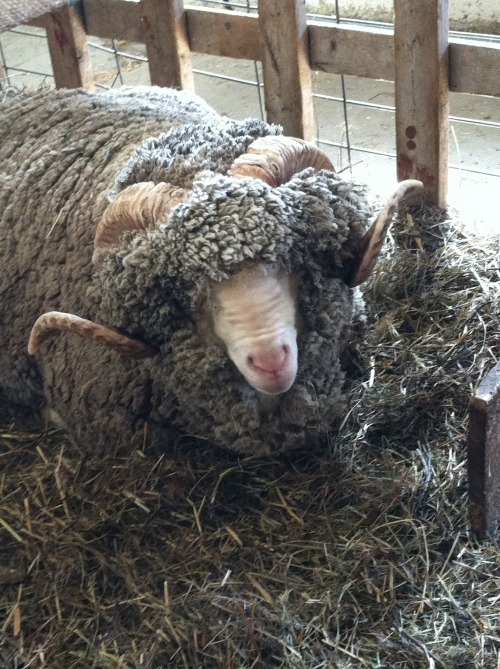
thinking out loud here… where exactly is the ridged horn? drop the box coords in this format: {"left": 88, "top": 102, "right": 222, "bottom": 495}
{"left": 229, "top": 136, "right": 334, "bottom": 187}
{"left": 28, "top": 312, "right": 158, "bottom": 359}
{"left": 348, "top": 179, "right": 424, "bottom": 287}
{"left": 94, "top": 181, "right": 187, "bottom": 250}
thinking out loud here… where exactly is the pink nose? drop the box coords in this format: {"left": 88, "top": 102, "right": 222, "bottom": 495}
{"left": 247, "top": 345, "right": 289, "bottom": 377}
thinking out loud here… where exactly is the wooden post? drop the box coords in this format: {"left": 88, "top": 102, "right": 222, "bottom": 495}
{"left": 468, "top": 362, "right": 500, "bottom": 538}
{"left": 140, "top": 0, "right": 194, "bottom": 90}
{"left": 258, "top": 0, "right": 314, "bottom": 141}
{"left": 394, "top": 0, "right": 449, "bottom": 207}
{"left": 45, "top": 3, "right": 94, "bottom": 90}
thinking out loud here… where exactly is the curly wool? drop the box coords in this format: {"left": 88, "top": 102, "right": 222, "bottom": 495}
{"left": 0, "top": 86, "right": 373, "bottom": 455}
{"left": 91, "top": 162, "right": 371, "bottom": 455}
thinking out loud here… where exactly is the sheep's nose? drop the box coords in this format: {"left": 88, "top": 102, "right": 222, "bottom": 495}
{"left": 247, "top": 345, "right": 289, "bottom": 377}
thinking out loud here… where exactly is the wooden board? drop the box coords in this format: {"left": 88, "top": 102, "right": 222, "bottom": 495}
{"left": 187, "top": 7, "right": 261, "bottom": 61}
{"left": 140, "top": 0, "right": 193, "bottom": 90}
{"left": 309, "top": 22, "right": 394, "bottom": 81}
{"left": 45, "top": 3, "right": 94, "bottom": 89}
{"left": 83, "top": 0, "right": 144, "bottom": 42}
{"left": 394, "top": 0, "right": 449, "bottom": 207}
{"left": 258, "top": 0, "right": 314, "bottom": 141}
{"left": 468, "top": 362, "right": 500, "bottom": 538}
{"left": 450, "top": 39, "right": 500, "bottom": 98}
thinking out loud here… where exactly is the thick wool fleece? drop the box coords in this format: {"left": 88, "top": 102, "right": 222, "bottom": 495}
{"left": 0, "top": 86, "right": 372, "bottom": 455}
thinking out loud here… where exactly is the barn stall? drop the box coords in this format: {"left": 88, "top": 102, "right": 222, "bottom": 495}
{"left": 0, "top": 1, "right": 500, "bottom": 667}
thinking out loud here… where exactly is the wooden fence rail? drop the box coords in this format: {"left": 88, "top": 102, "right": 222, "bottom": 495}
{"left": 26, "top": 0, "right": 500, "bottom": 207}
{"left": 75, "top": 1, "right": 500, "bottom": 99}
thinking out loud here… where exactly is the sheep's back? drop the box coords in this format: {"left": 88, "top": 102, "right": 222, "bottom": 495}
{"left": 0, "top": 86, "right": 219, "bottom": 405}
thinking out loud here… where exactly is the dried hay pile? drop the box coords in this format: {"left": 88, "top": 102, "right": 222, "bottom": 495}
{"left": 1, "top": 207, "right": 500, "bottom": 668}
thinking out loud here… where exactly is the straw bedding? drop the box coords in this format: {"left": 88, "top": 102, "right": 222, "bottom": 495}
{"left": 1, "top": 204, "right": 499, "bottom": 668}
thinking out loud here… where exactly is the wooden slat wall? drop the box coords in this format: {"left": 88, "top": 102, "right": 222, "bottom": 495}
{"left": 394, "top": 0, "right": 449, "bottom": 207}
{"left": 140, "top": 0, "right": 193, "bottom": 90}
{"left": 74, "top": 3, "right": 500, "bottom": 99}
{"left": 22, "top": 0, "right": 500, "bottom": 210}
{"left": 45, "top": 4, "right": 94, "bottom": 89}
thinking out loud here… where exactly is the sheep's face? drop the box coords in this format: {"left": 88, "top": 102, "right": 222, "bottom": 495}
{"left": 211, "top": 265, "right": 298, "bottom": 395}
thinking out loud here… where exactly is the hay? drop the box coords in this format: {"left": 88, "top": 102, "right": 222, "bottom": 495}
{"left": 1, "top": 207, "right": 500, "bottom": 668}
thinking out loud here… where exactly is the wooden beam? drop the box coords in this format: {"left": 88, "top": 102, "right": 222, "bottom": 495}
{"left": 394, "top": 0, "right": 449, "bottom": 207}
{"left": 450, "top": 39, "right": 500, "bottom": 97}
{"left": 258, "top": 0, "right": 314, "bottom": 141}
{"left": 468, "top": 362, "right": 500, "bottom": 538}
{"left": 187, "top": 7, "right": 261, "bottom": 61}
{"left": 309, "top": 22, "right": 394, "bottom": 81}
{"left": 45, "top": 3, "right": 94, "bottom": 90}
{"left": 83, "top": 0, "right": 144, "bottom": 42}
{"left": 140, "top": 0, "right": 193, "bottom": 90}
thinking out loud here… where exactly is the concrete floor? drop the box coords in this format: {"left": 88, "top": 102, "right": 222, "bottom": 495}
{"left": 1, "top": 25, "right": 499, "bottom": 231}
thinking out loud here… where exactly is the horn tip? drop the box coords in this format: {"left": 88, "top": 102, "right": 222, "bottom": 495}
{"left": 27, "top": 337, "right": 38, "bottom": 356}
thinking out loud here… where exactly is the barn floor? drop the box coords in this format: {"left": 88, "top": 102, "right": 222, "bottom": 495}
{"left": 1, "top": 25, "right": 499, "bottom": 231}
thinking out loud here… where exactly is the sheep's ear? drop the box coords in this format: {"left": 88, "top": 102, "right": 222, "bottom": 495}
{"left": 94, "top": 182, "right": 187, "bottom": 250}
{"left": 347, "top": 180, "right": 424, "bottom": 287}
{"left": 28, "top": 312, "right": 158, "bottom": 359}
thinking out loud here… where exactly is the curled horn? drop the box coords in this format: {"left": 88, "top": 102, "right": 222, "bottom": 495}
{"left": 94, "top": 181, "right": 187, "bottom": 250}
{"left": 229, "top": 136, "right": 334, "bottom": 187}
{"left": 28, "top": 312, "right": 158, "bottom": 359}
{"left": 348, "top": 179, "right": 424, "bottom": 287}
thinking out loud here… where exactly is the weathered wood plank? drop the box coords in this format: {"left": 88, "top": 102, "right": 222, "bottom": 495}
{"left": 31, "top": 1, "right": 499, "bottom": 99}
{"left": 394, "top": 0, "right": 449, "bottom": 207}
{"left": 187, "top": 7, "right": 260, "bottom": 61}
{"left": 83, "top": 0, "right": 144, "bottom": 42}
{"left": 140, "top": 0, "right": 193, "bottom": 90}
{"left": 468, "top": 362, "right": 500, "bottom": 538}
{"left": 258, "top": 0, "right": 314, "bottom": 141}
{"left": 309, "top": 22, "right": 394, "bottom": 81}
{"left": 45, "top": 3, "right": 94, "bottom": 90}
{"left": 450, "top": 39, "right": 500, "bottom": 97}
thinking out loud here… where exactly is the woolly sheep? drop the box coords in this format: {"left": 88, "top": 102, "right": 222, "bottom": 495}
{"left": 0, "top": 86, "right": 422, "bottom": 455}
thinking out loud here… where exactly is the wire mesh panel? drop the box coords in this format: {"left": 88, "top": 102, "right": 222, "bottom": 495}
{"left": 0, "top": 25, "right": 53, "bottom": 89}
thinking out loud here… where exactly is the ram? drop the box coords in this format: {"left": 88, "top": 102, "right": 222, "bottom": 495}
{"left": 0, "top": 86, "right": 421, "bottom": 455}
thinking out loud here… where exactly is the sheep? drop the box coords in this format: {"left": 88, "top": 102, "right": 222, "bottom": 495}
{"left": 0, "top": 86, "right": 422, "bottom": 455}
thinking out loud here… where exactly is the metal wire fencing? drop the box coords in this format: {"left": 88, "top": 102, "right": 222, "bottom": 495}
{"left": 1, "top": 0, "right": 499, "bottom": 223}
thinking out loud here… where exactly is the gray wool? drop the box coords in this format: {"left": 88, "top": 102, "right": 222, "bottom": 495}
{"left": 0, "top": 86, "right": 373, "bottom": 455}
